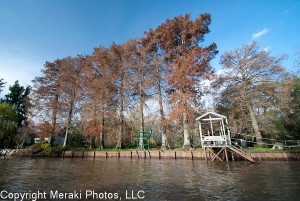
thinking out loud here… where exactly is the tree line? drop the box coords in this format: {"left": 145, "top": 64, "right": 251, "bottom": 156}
{"left": 0, "top": 80, "right": 31, "bottom": 148}
{"left": 1, "top": 13, "right": 299, "bottom": 150}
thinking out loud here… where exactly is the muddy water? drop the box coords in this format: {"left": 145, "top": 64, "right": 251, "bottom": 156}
{"left": 0, "top": 158, "right": 299, "bottom": 201}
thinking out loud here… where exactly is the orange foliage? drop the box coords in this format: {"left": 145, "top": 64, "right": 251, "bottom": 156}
{"left": 35, "top": 122, "right": 52, "bottom": 139}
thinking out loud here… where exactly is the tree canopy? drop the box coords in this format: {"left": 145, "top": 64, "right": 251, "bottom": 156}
{"left": 142, "top": 13, "right": 218, "bottom": 149}
{"left": 0, "top": 102, "right": 17, "bottom": 148}
{"left": 4, "top": 81, "right": 31, "bottom": 127}
{"left": 217, "top": 42, "right": 288, "bottom": 143}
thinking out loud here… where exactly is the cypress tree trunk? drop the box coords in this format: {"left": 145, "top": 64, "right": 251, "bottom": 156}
{"left": 63, "top": 93, "right": 75, "bottom": 148}
{"left": 99, "top": 98, "right": 104, "bottom": 149}
{"left": 116, "top": 76, "right": 124, "bottom": 149}
{"left": 92, "top": 97, "right": 97, "bottom": 148}
{"left": 157, "top": 76, "right": 169, "bottom": 149}
{"left": 50, "top": 93, "right": 59, "bottom": 146}
{"left": 247, "top": 103, "right": 263, "bottom": 145}
{"left": 182, "top": 106, "right": 192, "bottom": 150}
{"left": 138, "top": 82, "right": 145, "bottom": 150}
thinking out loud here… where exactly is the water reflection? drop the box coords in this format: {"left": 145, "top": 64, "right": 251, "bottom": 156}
{"left": 0, "top": 158, "right": 299, "bottom": 201}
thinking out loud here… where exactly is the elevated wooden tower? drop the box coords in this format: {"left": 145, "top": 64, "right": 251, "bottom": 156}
{"left": 196, "top": 111, "right": 256, "bottom": 163}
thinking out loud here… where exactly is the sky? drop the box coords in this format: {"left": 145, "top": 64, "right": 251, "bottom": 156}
{"left": 0, "top": 0, "right": 300, "bottom": 95}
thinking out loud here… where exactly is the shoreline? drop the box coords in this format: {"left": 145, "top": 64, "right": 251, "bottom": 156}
{"left": 62, "top": 150, "right": 300, "bottom": 161}
{"left": 2, "top": 149, "right": 300, "bottom": 161}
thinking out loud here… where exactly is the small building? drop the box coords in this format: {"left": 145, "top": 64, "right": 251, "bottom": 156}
{"left": 196, "top": 111, "right": 257, "bottom": 163}
{"left": 196, "top": 111, "right": 231, "bottom": 148}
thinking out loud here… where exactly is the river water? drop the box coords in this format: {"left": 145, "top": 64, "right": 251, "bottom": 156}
{"left": 0, "top": 157, "right": 299, "bottom": 201}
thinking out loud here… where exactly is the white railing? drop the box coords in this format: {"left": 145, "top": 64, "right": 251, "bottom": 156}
{"left": 202, "top": 136, "right": 229, "bottom": 147}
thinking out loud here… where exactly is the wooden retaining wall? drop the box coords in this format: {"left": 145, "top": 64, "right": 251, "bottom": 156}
{"left": 62, "top": 150, "right": 300, "bottom": 161}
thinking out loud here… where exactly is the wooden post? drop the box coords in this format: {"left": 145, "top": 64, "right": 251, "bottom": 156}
{"left": 199, "top": 122, "right": 203, "bottom": 147}
{"left": 224, "top": 147, "right": 229, "bottom": 162}
{"left": 209, "top": 114, "right": 214, "bottom": 136}
{"left": 221, "top": 119, "right": 226, "bottom": 145}
{"left": 225, "top": 118, "right": 231, "bottom": 145}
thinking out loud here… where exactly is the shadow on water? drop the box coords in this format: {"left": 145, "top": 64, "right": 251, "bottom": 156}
{"left": 0, "top": 157, "right": 299, "bottom": 201}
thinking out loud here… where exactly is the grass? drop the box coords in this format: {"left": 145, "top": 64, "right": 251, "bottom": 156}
{"left": 244, "top": 146, "right": 300, "bottom": 153}
{"left": 33, "top": 145, "right": 300, "bottom": 154}
{"left": 66, "top": 147, "right": 229, "bottom": 152}
{"left": 67, "top": 147, "right": 164, "bottom": 152}
{"left": 67, "top": 147, "right": 140, "bottom": 152}
{"left": 67, "top": 146, "right": 300, "bottom": 153}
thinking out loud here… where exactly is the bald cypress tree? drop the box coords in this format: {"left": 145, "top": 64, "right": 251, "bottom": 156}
{"left": 143, "top": 13, "right": 218, "bottom": 149}
{"left": 220, "top": 42, "right": 287, "bottom": 144}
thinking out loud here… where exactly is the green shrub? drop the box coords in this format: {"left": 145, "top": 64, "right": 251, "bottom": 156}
{"left": 67, "top": 130, "right": 88, "bottom": 148}
{"left": 29, "top": 143, "right": 65, "bottom": 157}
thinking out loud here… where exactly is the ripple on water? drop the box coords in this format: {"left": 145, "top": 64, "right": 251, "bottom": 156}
{"left": 0, "top": 158, "right": 299, "bottom": 201}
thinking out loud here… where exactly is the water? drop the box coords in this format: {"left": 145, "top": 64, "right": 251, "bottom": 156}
{"left": 0, "top": 157, "right": 299, "bottom": 201}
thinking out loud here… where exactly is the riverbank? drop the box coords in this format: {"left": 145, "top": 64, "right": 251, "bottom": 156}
{"left": 2, "top": 148, "right": 300, "bottom": 161}
{"left": 62, "top": 150, "right": 300, "bottom": 161}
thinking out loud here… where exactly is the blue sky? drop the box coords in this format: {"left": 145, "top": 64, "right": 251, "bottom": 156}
{"left": 0, "top": 0, "right": 299, "bottom": 94}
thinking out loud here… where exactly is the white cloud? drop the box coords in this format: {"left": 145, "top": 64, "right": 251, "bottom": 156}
{"left": 252, "top": 28, "right": 269, "bottom": 39}
{"left": 215, "top": 68, "right": 228, "bottom": 76}
{"left": 262, "top": 46, "right": 271, "bottom": 52}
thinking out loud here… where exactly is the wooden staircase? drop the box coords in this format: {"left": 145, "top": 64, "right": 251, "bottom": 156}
{"left": 204, "top": 146, "right": 257, "bottom": 163}
{"left": 227, "top": 145, "right": 257, "bottom": 163}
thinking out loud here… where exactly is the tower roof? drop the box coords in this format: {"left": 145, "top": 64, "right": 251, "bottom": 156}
{"left": 195, "top": 111, "right": 227, "bottom": 121}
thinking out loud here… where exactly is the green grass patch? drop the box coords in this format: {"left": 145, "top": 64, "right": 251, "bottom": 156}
{"left": 66, "top": 147, "right": 205, "bottom": 152}
{"left": 244, "top": 146, "right": 300, "bottom": 153}
{"left": 67, "top": 147, "right": 165, "bottom": 152}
